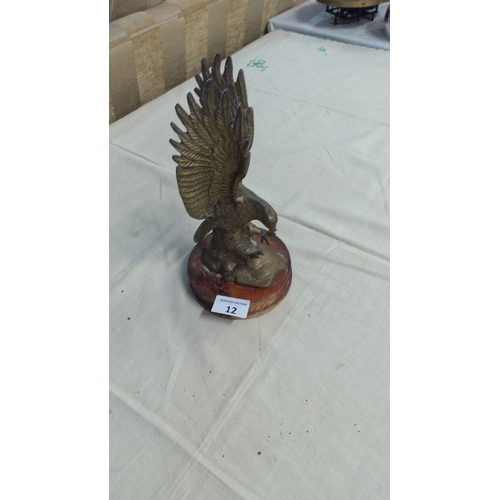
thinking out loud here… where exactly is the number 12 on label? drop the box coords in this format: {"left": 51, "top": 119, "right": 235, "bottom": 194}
{"left": 211, "top": 295, "right": 251, "bottom": 319}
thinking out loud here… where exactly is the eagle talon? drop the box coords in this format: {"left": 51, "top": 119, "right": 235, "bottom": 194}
{"left": 248, "top": 250, "right": 263, "bottom": 259}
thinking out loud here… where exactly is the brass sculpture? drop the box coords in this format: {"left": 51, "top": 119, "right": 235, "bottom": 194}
{"left": 170, "top": 54, "right": 285, "bottom": 288}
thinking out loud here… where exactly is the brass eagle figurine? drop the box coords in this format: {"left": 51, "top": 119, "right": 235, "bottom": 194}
{"left": 170, "top": 54, "right": 285, "bottom": 288}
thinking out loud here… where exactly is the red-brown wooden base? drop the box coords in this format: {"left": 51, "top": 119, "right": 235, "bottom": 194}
{"left": 187, "top": 234, "right": 292, "bottom": 319}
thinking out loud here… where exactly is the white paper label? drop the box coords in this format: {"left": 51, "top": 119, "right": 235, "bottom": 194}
{"left": 211, "top": 295, "right": 251, "bottom": 319}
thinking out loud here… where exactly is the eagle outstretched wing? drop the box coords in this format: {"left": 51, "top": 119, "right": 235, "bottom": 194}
{"left": 170, "top": 53, "right": 254, "bottom": 220}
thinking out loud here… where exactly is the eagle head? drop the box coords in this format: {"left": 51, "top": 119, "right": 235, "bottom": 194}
{"left": 262, "top": 206, "right": 277, "bottom": 235}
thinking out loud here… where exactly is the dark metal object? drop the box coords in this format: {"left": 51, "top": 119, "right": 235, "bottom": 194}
{"left": 325, "top": 5, "right": 379, "bottom": 24}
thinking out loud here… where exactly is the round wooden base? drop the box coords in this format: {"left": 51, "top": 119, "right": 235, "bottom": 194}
{"left": 187, "top": 234, "right": 292, "bottom": 319}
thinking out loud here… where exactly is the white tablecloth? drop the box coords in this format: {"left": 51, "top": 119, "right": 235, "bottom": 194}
{"left": 268, "top": 0, "right": 390, "bottom": 51}
{"left": 110, "top": 29, "right": 389, "bottom": 499}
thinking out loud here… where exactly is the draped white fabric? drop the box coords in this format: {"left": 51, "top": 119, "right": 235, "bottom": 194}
{"left": 110, "top": 30, "right": 389, "bottom": 500}
{"left": 268, "top": 1, "right": 390, "bottom": 51}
